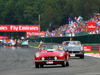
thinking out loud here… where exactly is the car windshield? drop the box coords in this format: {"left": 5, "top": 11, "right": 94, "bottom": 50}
{"left": 63, "top": 41, "right": 81, "bottom": 46}
{"left": 23, "top": 41, "right": 28, "bottom": 43}
{"left": 40, "top": 44, "right": 64, "bottom": 51}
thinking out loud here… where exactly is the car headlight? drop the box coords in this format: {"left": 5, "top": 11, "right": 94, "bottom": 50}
{"left": 59, "top": 53, "right": 64, "bottom": 57}
{"left": 81, "top": 47, "right": 83, "bottom": 51}
{"left": 41, "top": 57, "right": 45, "bottom": 60}
{"left": 54, "top": 57, "right": 57, "bottom": 60}
{"left": 35, "top": 53, "right": 40, "bottom": 57}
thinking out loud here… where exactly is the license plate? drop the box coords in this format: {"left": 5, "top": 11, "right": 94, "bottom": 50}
{"left": 70, "top": 54, "right": 75, "bottom": 56}
{"left": 46, "top": 61, "right": 53, "bottom": 64}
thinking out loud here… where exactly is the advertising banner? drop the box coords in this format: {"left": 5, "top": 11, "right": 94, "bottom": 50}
{"left": 0, "top": 25, "right": 40, "bottom": 32}
{"left": 26, "top": 32, "right": 46, "bottom": 36}
{"left": 87, "top": 22, "right": 96, "bottom": 31}
{"left": 83, "top": 46, "right": 91, "bottom": 52}
{"left": 99, "top": 46, "right": 100, "bottom": 54}
{"left": 0, "top": 35, "right": 9, "bottom": 40}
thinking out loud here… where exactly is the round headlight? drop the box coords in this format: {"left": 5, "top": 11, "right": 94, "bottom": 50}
{"left": 35, "top": 53, "right": 40, "bottom": 57}
{"left": 81, "top": 47, "right": 83, "bottom": 51}
{"left": 41, "top": 57, "right": 45, "bottom": 60}
{"left": 54, "top": 57, "right": 57, "bottom": 60}
{"left": 59, "top": 53, "right": 64, "bottom": 57}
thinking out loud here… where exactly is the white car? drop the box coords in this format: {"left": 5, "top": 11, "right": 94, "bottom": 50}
{"left": 62, "top": 41, "right": 84, "bottom": 59}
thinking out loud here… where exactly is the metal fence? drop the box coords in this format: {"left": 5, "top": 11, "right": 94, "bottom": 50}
{"left": 29, "top": 42, "right": 99, "bottom": 51}
{"left": 83, "top": 44, "right": 100, "bottom": 50}
{"left": 29, "top": 42, "right": 61, "bottom": 47}
{"left": 29, "top": 34, "right": 100, "bottom": 44}
{"left": 29, "top": 34, "right": 100, "bottom": 50}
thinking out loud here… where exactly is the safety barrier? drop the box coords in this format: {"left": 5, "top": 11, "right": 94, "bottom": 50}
{"left": 83, "top": 44, "right": 100, "bottom": 50}
{"left": 29, "top": 34, "right": 100, "bottom": 44}
{"left": 29, "top": 37, "right": 70, "bottom": 43}
{"left": 73, "top": 34, "right": 100, "bottom": 44}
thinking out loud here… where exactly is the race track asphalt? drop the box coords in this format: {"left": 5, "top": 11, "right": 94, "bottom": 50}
{"left": 0, "top": 47, "right": 100, "bottom": 75}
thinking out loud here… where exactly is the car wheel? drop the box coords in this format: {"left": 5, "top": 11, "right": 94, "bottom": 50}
{"left": 35, "top": 62, "right": 39, "bottom": 68}
{"left": 40, "top": 64, "right": 44, "bottom": 68}
{"left": 80, "top": 55, "right": 84, "bottom": 59}
{"left": 62, "top": 61, "right": 66, "bottom": 67}
{"left": 66, "top": 62, "right": 69, "bottom": 66}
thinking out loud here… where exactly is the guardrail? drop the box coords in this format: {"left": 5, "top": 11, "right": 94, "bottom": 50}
{"left": 29, "top": 42, "right": 61, "bottom": 47}
{"left": 29, "top": 42, "right": 99, "bottom": 51}
{"left": 29, "top": 34, "right": 100, "bottom": 44}
{"left": 83, "top": 44, "right": 100, "bottom": 50}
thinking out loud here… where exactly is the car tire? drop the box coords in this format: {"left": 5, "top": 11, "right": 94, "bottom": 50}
{"left": 62, "top": 61, "right": 66, "bottom": 67}
{"left": 80, "top": 55, "right": 84, "bottom": 59}
{"left": 35, "top": 62, "right": 39, "bottom": 68}
{"left": 40, "top": 64, "right": 44, "bottom": 68}
{"left": 66, "top": 62, "right": 69, "bottom": 66}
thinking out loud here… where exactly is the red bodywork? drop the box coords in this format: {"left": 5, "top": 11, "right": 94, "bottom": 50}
{"left": 34, "top": 50, "right": 69, "bottom": 65}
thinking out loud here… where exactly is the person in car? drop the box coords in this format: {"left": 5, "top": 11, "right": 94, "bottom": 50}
{"left": 58, "top": 46, "right": 63, "bottom": 51}
{"left": 38, "top": 41, "right": 47, "bottom": 52}
{"left": 75, "top": 42, "right": 78, "bottom": 45}
{"left": 63, "top": 42, "right": 66, "bottom": 49}
{"left": 63, "top": 42, "right": 66, "bottom": 46}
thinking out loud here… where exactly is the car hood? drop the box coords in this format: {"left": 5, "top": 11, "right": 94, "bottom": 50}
{"left": 64, "top": 46, "right": 81, "bottom": 51}
{"left": 36, "top": 51, "right": 64, "bottom": 57}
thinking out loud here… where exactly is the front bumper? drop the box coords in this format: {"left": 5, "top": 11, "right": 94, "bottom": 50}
{"left": 34, "top": 60, "right": 65, "bottom": 64}
{"left": 21, "top": 45, "right": 28, "bottom": 46}
{"left": 69, "top": 53, "right": 84, "bottom": 57}
{"left": 69, "top": 53, "right": 84, "bottom": 55}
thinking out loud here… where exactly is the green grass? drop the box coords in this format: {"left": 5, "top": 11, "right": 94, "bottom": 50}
{"left": 91, "top": 50, "right": 99, "bottom": 53}
{"left": 85, "top": 50, "right": 99, "bottom": 53}
{"left": 29, "top": 45, "right": 38, "bottom": 47}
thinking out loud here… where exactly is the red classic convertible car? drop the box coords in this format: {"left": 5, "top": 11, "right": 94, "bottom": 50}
{"left": 34, "top": 44, "right": 69, "bottom": 68}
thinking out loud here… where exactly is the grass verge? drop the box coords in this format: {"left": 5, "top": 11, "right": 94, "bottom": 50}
{"left": 29, "top": 45, "right": 38, "bottom": 47}
{"left": 85, "top": 50, "right": 99, "bottom": 53}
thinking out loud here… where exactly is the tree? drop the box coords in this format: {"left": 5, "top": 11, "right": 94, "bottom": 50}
{"left": 0, "top": 0, "right": 100, "bottom": 31}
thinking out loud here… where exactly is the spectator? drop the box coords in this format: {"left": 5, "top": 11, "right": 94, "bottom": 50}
{"left": 45, "top": 15, "right": 100, "bottom": 37}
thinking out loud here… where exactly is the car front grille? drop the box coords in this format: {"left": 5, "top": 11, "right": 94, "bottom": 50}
{"left": 69, "top": 51, "right": 80, "bottom": 53}
{"left": 40, "top": 57, "right": 58, "bottom": 60}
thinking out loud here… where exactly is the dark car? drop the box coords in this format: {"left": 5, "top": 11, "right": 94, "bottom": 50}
{"left": 62, "top": 41, "right": 84, "bottom": 59}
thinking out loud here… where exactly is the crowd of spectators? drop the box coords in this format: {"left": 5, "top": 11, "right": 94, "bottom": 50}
{"left": 45, "top": 14, "right": 100, "bottom": 37}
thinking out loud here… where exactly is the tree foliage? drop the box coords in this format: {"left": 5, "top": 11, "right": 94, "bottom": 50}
{"left": 0, "top": 0, "right": 100, "bottom": 31}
